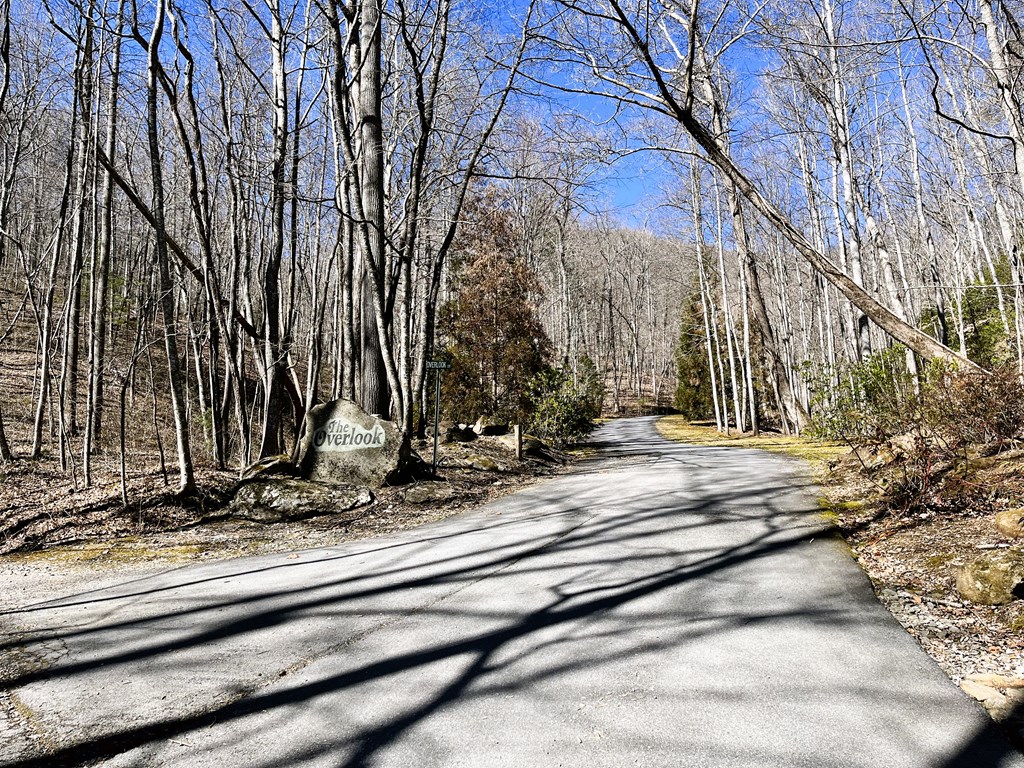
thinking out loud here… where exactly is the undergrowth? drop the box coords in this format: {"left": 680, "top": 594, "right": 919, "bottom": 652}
{"left": 809, "top": 352, "right": 1024, "bottom": 518}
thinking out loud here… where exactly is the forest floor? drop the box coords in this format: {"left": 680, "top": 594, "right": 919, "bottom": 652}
{"left": 657, "top": 417, "right": 1024, "bottom": 746}
{"left": 0, "top": 435, "right": 572, "bottom": 600}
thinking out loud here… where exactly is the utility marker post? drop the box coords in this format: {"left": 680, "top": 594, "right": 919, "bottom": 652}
{"left": 426, "top": 359, "right": 451, "bottom": 476}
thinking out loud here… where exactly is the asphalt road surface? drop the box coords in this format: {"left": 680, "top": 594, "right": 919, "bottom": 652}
{"left": 2, "top": 417, "right": 1022, "bottom": 768}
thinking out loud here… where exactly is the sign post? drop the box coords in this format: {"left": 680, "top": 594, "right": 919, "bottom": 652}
{"left": 426, "top": 360, "right": 451, "bottom": 475}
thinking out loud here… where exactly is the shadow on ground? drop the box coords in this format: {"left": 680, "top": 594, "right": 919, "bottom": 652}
{"left": 2, "top": 418, "right": 1020, "bottom": 768}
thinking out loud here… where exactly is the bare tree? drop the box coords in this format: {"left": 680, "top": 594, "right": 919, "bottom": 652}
{"left": 539, "top": 0, "right": 979, "bottom": 369}
{"left": 145, "top": 0, "right": 195, "bottom": 493}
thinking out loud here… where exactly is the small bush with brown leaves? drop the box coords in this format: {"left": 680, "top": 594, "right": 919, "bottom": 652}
{"left": 812, "top": 354, "right": 1024, "bottom": 517}
{"left": 922, "top": 364, "right": 1024, "bottom": 452}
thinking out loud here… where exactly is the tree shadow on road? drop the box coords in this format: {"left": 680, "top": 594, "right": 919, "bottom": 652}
{"left": 3, "top": 418, "right": 1021, "bottom": 768}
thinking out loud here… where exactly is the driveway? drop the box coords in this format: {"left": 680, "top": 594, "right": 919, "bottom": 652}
{"left": 2, "top": 417, "right": 1020, "bottom": 767}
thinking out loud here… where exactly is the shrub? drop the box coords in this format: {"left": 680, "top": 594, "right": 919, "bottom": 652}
{"left": 808, "top": 346, "right": 919, "bottom": 446}
{"left": 921, "top": 363, "right": 1024, "bottom": 451}
{"left": 527, "top": 363, "right": 603, "bottom": 447}
{"left": 812, "top": 350, "right": 1024, "bottom": 516}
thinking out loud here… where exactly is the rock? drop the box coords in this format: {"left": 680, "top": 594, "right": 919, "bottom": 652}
{"left": 864, "top": 446, "right": 895, "bottom": 470}
{"left": 297, "top": 399, "right": 410, "bottom": 487}
{"left": 961, "top": 680, "right": 1010, "bottom": 712}
{"left": 955, "top": 548, "right": 1024, "bottom": 605}
{"left": 404, "top": 482, "right": 456, "bottom": 504}
{"left": 960, "top": 679, "right": 1024, "bottom": 722}
{"left": 230, "top": 478, "right": 372, "bottom": 523}
{"left": 464, "top": 454, "right": 500, "bottom": 471}
{"left": 964, "top": 673, "right": 1024, "bottom": 689}
{"left": 995, "top": 509, "right": 1024, "bottom": 539}
{"left": 240, "top": 454, "right": 298, "bottom": 481}
{"left": 496, "top": 432, "right": 545, "bottom": 455}
{"left": 889, "top": 433, "right": 918, "bottom": 458}
{"left": 473, "top": 415, "right": 508, "bottom": 436}
{"left": 442, "top": 422, "right": 476, "bottom": 443}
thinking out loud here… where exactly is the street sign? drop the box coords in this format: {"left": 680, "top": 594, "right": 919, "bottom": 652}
{"left": 429, "top": 360, "right": 450, "bottom": 475}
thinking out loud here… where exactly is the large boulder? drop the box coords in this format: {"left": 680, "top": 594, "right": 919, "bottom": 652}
{"left": 955, "top": 548, "right": 1024, "bottom": 605}
{"left": 230, "top": 478, "right": 372, "bottom": 523}
{"left": 298, "top": 399, "right": 410, "bottom": 487}
{"left": 473, "top": 415, "right": 508, "bottom": 436}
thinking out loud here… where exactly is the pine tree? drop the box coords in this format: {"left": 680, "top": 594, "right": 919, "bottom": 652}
{"left": 674, "top": 283, "right": 714, "bottom": 421}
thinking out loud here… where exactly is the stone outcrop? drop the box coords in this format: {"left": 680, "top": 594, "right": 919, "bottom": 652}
{"left": 230, "top": 478, "right": 372, "bottom": 523}
{"left": 298, "top": 399, "right": 410, "bottom": 487}
{"left": 995, "top": 509, "right": 1024, "bottom": 539}
{"left": 955, "top": 548, "right": 1024, "bottom": 605}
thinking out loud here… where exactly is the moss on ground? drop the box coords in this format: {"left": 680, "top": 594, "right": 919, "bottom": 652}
{"left": 5, "top": 539, "right": 209, "bottom": 566}
{"left": 924, "top": 552, "right": 956, "bottom": 569}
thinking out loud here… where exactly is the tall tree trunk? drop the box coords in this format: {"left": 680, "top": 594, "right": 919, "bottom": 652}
{"left": 712, "top": 183, "right": 742, "bottom": 430}
{"left": 31, "top": 61, "right": 82, "bottom": 458}
{"left": 357, "top": 0, "right": 390, "bottom": 417}
{"left": 692, "top": 28, "right": 807, "bottom": 431}
{"left": 146, "top": 0, "right": 195, "bottom": 493}
{"left": 821, "top": 0, "right": 869, "bottom": 362}
{"left": 0, "top": 404, "right": 12, "bottom": 462}
{"left": 60, "top": 5, "right": 96, "bottom": 449}
{"left": 258, "top": 1, "right": 289, "bottom": 457}
{"left": 691, "top": 167, "right": 723, "bottom": 430}
{"left": 85, "top": 0, "right": 124, "bottom": 474}
{"left": 898, "top": 63, "right": 948, "bottom": 349}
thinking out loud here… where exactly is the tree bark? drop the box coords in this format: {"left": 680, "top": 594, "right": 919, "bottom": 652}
{"left": 146, "top": 0, "right": 195, "bottom": 494}
{"left": 356, "top": 0, "right": 390, "bottom": 417}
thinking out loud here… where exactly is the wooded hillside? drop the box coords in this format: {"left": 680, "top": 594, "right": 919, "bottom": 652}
{"left": 1, "top": 0, "right": 1023, "bottom": 493}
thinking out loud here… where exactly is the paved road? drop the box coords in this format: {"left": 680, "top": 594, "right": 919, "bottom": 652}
{"left": 2, "top": 418, "right": 1021, "bottom": 767}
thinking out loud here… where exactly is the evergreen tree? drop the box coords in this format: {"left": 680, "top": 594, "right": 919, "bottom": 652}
{"left": 674, "top": 286, "right": 714, "bottom": 420}
{"left": 439, "top": 194, "right": 551, "bottom": 423}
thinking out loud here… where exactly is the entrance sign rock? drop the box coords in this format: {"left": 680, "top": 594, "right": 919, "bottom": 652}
{"left": 298, "top": 399, "right": 410, "bottom": 487}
